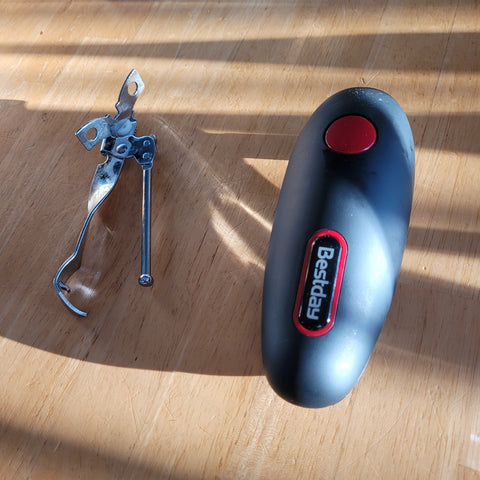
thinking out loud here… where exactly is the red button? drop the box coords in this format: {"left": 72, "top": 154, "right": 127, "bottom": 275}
{"left": 325, "top": 115, "right": 377, "bottom": 154}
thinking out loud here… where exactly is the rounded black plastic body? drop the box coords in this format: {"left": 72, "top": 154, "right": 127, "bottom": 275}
{"left": 262, "top": 87, "right": 415, "bottom": 408}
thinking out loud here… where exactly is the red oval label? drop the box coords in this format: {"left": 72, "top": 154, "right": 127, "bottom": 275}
{"left": 293, "top": 230, "right": 347, "bottom": 337}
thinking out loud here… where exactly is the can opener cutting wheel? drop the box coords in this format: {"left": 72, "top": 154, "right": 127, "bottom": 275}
{"left": 53, "top": 69, "right": 156, "bottom": 316}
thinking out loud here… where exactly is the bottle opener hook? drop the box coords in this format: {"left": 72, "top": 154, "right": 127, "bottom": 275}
{"left": 53, "top": 69, "right": 156, "bottom": 316}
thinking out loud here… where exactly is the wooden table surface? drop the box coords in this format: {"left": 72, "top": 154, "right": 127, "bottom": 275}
{"left": 1, "top": 1, "right": 480, "bottom": 478}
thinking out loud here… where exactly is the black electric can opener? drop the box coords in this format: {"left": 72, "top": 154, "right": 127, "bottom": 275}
{"left": 262, "top": 87, "right": 415, "bottom": 408}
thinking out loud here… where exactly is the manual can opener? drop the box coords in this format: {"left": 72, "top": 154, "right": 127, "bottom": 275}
{"left": 53, "top": 69, "right": 155, "bottom": 316}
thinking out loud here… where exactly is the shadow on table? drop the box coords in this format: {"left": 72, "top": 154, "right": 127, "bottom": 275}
{"left": 0, "top": 96, "right": 479, "bottom": 379}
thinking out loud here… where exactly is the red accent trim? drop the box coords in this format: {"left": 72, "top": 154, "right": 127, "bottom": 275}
{"left": 293, "top": 229, "right": 348, "bottom": 337}
{"left": 325, "top": 115, "right": 377, "bottom": 154}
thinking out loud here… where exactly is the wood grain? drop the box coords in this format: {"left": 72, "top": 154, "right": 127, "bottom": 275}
{"left": 1, "top": 1, "right": 479, "bottom": 478}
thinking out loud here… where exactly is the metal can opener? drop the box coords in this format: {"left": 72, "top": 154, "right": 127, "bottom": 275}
{"left": 53, "top": 69, "right": 155, "bottom": 316}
